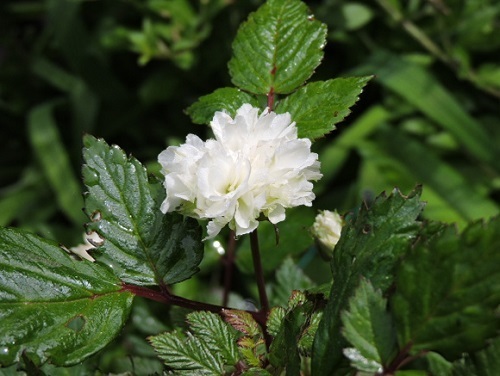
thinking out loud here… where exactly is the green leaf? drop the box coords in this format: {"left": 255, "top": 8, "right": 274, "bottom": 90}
{"left": 82, "top": 135, "right": 204, "bottom": 286}
{"left": 312, "top": 187, "right": 426, "bottom": 375}
{"left": 276, "top": 77, "right": 373, "bottom": 139}
{"left": 28, "top": 101, "right": 86, "bottom": 226}
{"left": 0, "top": 228, "right": 133, "bottom": 367}
{"left": 341, "top": 279, "right": 397, "bottom": 373}
{"left": 269, "top": 290, "right": 322, "bottom": 371}
{"left": 150, "top": 311, "right": 241, "bottom": 374}
{"left": 186, "top": 88, "right": 260, "bottom": 125}
{"left": 187, "top": 311, "right": 240, "bottom": 366}
{"left": 391, "top": 217, "right": 500, "bottom": 359}
{"left": 452, "top": 336, "right": 500, "bottom": 376}
{"left": 268, "top": 307, "right": 303, "bottom": 376}
{"left": 271, "top": 257, "right": 314, "bottom": 307}
{"left": 228, "top": 0, "right": 327, "bottom": 94}
{"left": 149, "top": 330, "right": 224, "bottom": 375}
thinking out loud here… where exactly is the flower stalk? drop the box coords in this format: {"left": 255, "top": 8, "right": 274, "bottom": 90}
{"left": 250, "top": 229, "right": 269, "bottom": 314}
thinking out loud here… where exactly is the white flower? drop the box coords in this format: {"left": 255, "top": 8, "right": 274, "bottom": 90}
{"left": 158, "top": 104, "right": 322, "bottom": 239}
{"left": 312, "top": 210, "right": 343, "bottom": 257}
{"left": 67, "top": 232, "right": 102, "bottom": 262}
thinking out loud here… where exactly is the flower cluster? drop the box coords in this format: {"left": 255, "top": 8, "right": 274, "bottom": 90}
{"left": 158, "top": 104, "right": 322, "bottom": 238}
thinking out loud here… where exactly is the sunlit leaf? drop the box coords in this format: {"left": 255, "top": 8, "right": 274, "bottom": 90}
{"left": 228, "top": 0, "right": 326, "bottom": 94}
{"left": 83, "top": 135, "right": 204, "bottom": 286}
{"left": 0, "top": 228, "right": 133, "bottom": 367}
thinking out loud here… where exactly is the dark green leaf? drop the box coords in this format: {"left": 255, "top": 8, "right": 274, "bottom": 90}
{"left": 269, "top": 290, "right": 322, "bottom": 371}
{"left": 276, "top": 77, "right": 372, "bottom": 139}
{"left": 391, "top": 217, "right": 500, "bottom": 359}
{"left": 228, "top": 0, "right": 327, "bottom": 94}
{"left": 0, "top": 228, "right": 133, "bottom": 367}
{"left": 269, "top": 307, "right": 303, "bottom": 376}
{"left": 312, "top": 187, "right": 426, "bottom": 375}
{"left": 341, "top": 279, "right": 397, "bottom": 373}
{"left": 186, "top": 88, "right": 260, "bottom": 125}
{"left": 82, "top": 135, "right": 204, "bottom": 286}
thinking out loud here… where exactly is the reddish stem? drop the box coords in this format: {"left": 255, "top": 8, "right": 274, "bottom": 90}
{"left": 250, "top": 229, "right": 269, "bottom": 313}
{"left": 121, "top": 283, "right": 267, "bottom": 327}
{"left": 267, "top": 88, "right": 275, "bottom": 110}
{"left": 222, "top": 230, "right": 237, "bottom": 306}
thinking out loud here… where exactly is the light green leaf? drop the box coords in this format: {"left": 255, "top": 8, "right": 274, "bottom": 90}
{"left": 391, "top": 217, "right": 500, "bottom": 359}
{"left": 312, "top": 187, "right": 426, "bottom": 375}
{"left": 187, "top": 311, "right": 240, "bottom": 366}
{"left": 341, "top": 279, "right": 397, "bottom": 373}
{"left": 149, "top": 330, "right": 224, "bottom": 375}
{"left": 228, "top": 0, "right": 327, "bottom": 94}
{"left": 276, "top": 77, "right": 372, "bottom": 139}
{"left": 0, "top": 228, "right": 133, "bottom": 367}
{"left": 186, "top": 87, "right": 260, "bottom": 125}
{"left": 82, "top": 135, "right": 204, "bottom": 286}
{"left": 28, "top": 101, "right": 86, "bottom": 226}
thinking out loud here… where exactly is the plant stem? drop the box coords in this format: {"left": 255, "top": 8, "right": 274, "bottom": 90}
{"left": 267, "top": 88, "right": 275, "bottom": 110}
{"left": 250, "top": 229, "right": 269, "bottom": 313}
{"left": 121, "top": 282, "right": 267, "bottom": 327}
{"left": 222, "top": 230, "right": 237, "bottom": 306}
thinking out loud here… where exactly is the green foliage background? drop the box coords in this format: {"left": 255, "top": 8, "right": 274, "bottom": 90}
{"left": 1, "top": 0, "right": 499, "bottom": 374}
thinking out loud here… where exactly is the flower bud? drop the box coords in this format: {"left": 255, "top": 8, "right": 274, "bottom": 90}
{"left": 312, "top": 210, "right": 343, "bottom": 260}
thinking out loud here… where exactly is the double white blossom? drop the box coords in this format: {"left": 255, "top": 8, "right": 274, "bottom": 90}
{"left": 159, "top": 104, "right": 322, "bottom": 239}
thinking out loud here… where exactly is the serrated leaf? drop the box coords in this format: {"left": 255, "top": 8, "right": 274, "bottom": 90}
{"left": 341, "top": 279, "right": 397, "bottom": 373}
{"left": 271, "top": 257, "right": 314, "bottom": 307}
{"left": 391, "top": 217, "right": 500, "bottom": 359}
{"left": 0, "top": 228, "right": 133, "bottom": 367}
{"left": 82, "top": 135, "right": 203, "bottom": 286}
{"left": 267, "top": 307, "right": 286, "bottom": 337}
{"left": 149, "top": 330, "right": 224, "bottom": 375}
{"left": 276, "top": 77, "right": 372, "bottom": 139}
{"left": 228, "top": 0, "right": 327, "bottom": 94}
{"left": 186, "top": 311, "right": 240, "bottom": 365}
{"left": 312, "top": 187, "right": 426, "bottom": 375}
{"left": 238, "top": 337, "right": 265, "bottom": 367}
{"left": 186, "top": 88, "right": 260, "bottom": 125}
{"left": 269, "top": 299, "right": 313, "bottom": 375}
{"left": 222, "top": 310, "right": 261, "bottom": 337}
